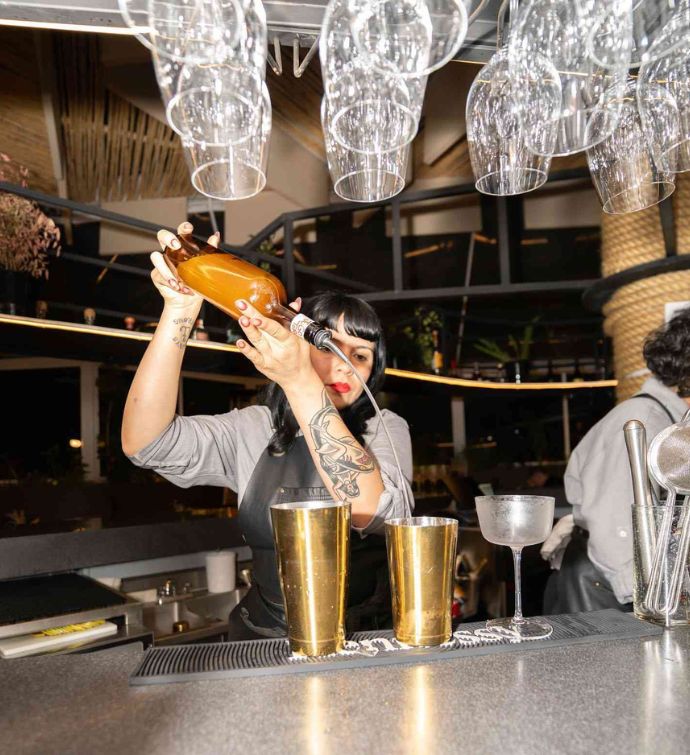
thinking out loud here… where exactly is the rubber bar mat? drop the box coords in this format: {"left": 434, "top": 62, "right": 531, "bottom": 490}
{"left": 130, "top": 610, "right": 662, "bottom": 685}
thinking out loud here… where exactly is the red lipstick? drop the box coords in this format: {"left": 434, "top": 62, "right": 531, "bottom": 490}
{"left": 329, "top": 382, "right": 351, "bottom": 394}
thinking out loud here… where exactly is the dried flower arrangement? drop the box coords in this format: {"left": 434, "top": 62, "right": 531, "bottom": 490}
{"left": 0, "top": 154, "right": 61, "bottom": 279}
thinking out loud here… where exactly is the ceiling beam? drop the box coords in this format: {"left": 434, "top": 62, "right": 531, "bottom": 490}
{"left": 360, "top": 279, "right": 598, "bottom": 303}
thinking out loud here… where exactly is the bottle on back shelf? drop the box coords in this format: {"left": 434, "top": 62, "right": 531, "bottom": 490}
{"left": 192, "top": 318, "right": 209, "bottom": 341}
{"left": 431, "top": 329, "right": 443, "bottom": 375}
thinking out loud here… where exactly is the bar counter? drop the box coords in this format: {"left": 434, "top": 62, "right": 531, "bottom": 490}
{"left": 3, "top": 624, "right": 689, "bottom": 754}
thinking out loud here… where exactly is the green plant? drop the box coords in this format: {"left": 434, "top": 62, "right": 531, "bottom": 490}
{"left": 473, "top": 338, "right": 511, "bottom": 363}
{"left": 255, "top": 236, "right": 279, "bottom": 273}
{"left": 474, "top": 318, "right": 539, "bottom": 363}
{"left": 0, "top": 154, "right": 61, "bottom": 278}
{"left": 399, "top": 306, "right": 443, "bottom": 368}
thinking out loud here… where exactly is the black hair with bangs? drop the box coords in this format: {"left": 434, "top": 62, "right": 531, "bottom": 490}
{"left": 261, "top": 292, "right": 386, "bottom": 455}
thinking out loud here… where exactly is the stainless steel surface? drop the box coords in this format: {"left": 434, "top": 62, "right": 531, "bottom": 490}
{"left": 2, "top": 625, "right": 690, "bottom": 755}
{"left": 160, "top": 579, "right": 177, "bottom": 598}
{"left": 0, "top": 0, "right": 501, "bottom": 63}
{"left": 140, "top": 588, "right": 245, "bottom": 643}
{"left": 624, "top": 419, "right": 656, "bottom": 582}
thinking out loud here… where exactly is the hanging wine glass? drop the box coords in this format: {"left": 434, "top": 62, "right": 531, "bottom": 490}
{"left": 320, "top": 0, "right": 427, "bottom": 155}
{"left": 151, "top": 0, "right": 266, "bottom": 148}
{"left": 466, "top": 46, "right": 561, "bottom": 195}
{"left": 351, "top": 0, "right": 468, "bottom": 78}
{"left": 638, "top": 1, "right": 690, "bottom": 172}
{"left": 166, "top": 64, "right": 264, "bottom": 147}
{"left": 328, "top": 64, "right": 426, "bottom": 155}
{"left": 321, "top": 98, "right": 409, "bottom": 202}
{"left": 586, "top": 80, "right": 677, "bottom": 214}
{"left": 226, "top": 0, "right": 269, "bottom": 73}
{"left": 589, "top": 0, "right": 684, "bottom": 69}
{"left": 511, "top": 0, "right": 629, "bottom": 156}
{"left": 184, "top": 82, "right": 272, "bottom": 201}
{"left": 118, "top": 0, "right": 245, "bottom": 66}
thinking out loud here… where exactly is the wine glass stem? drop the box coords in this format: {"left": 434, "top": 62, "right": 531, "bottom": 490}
{"left": 511, "top": 546, "right": 524, "bottom": 623}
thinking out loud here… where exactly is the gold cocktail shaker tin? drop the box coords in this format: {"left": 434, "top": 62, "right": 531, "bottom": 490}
{"left": 271, "top": 500, "right": 351, "bottom": 656}
{"left": 385, "top": 517, "right": 458, "bottom": 646}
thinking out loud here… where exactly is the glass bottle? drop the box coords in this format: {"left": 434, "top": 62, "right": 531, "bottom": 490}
{"left": 431, "top": 329, "right": 443, "bottom": 374}
{"left": 192, "top": 318, "right": 209, "bottom": 341}
{"left": 546, "top": 359, "right": 556, "bottom": 382}
{"left": 573, "top": 358, "right": 584, "bottom": 382}
{"left": 164, "top": 233, "right": 330, "bottom": 347}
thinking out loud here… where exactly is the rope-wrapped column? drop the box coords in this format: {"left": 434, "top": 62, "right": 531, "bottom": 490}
{"left": 601, "top": 173, "right": 690, "bottom": 401}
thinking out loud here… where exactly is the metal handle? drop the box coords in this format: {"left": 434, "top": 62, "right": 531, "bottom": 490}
{"left": 624, "top": 420, "right": 656, "bottom": 583}
{"left": 667, "top": 496, "right": 690, "bottom": 615}
{"left": 645, "top": 491, "right": 676, "bottom": 618}
{"left": 624, "top": 420, "right": 653, "bottom": 507}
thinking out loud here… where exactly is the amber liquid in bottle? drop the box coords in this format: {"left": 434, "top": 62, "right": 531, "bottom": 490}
{"left": 164, "top": 233, "right": 332, "bottom": 348}
{"left": 165, "top": 233, "right": 291, "bottom": 322}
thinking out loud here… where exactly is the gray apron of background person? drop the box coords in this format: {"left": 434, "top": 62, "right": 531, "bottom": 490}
{"left": 227, "top": 435, "right": 391, "bottom": 640}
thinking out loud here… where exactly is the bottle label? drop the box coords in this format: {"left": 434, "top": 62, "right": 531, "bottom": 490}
{"left": 290, "top": 313, "right": 316, "bottom": 340}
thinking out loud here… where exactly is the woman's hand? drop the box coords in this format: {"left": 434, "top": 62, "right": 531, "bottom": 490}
{"left": 149, "top": 222, "right": 218, "bottom": 310}
{"left": 235, "top": 298, "right": 317, "bottom": 391}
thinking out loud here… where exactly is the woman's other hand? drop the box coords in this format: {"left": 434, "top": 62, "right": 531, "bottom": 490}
{"left": 150, "top": 222, "right": 219, "bottom": 310}
{"left": 235, "top": 298, "right": 317, "bottom": 390}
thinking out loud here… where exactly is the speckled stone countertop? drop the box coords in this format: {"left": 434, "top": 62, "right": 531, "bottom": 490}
{"left": 2, "top": 625, "right": 689, "bottom": 755}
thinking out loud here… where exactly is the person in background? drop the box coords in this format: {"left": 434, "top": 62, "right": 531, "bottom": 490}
{"left": 444, "top": 453, "right": 483, "bottom": 511}
{"left": 121, "top": 223, "right": 413, "bottom": 638}
{"left": 525, "top": 467, "right": 559, "bottom": 489}
{"left": 544, "top": 309, "right": 690, "bottom": 613}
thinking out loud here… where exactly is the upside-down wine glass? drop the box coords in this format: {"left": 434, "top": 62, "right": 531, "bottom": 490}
{"left": 589, "top": 0, "right": 684, "bottom": 69}
{"left": 118, "top": 0, "right": 245, "bottom": 66}
{"left": 638, "top": 0, "right": 690, "bottom": 173}
{"left": 321, "top": 97, "right": 409, "bottom": 201}
{"left": 350, "top": 0, "right": 468, "bottom": 77}
{"left": 510, "top": 0, "right": 629, "bottom": 156}
{"left": 475, "top": 495, "right": 555, "bottom": 639}
{"left": 586, "top": 79, "right": 677, "bottom": 214}
{"left": 320, "top": 0, "right": 428, "bottom": 155}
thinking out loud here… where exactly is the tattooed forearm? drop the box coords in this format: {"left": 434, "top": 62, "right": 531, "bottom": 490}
{"left": 172, "top": 317, "right": 193, "bottom": 350}
{"left": 308, "top": 389, "right": 376, "bottom": 501}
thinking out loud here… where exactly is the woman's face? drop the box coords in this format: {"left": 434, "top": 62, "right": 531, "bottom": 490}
{"left": 310, "top": 314, "right": 376, "bottom": 410}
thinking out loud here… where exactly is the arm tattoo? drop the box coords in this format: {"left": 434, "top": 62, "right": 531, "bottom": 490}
{"left": 308, "top": 389, "right": 376, "bottom": 501}
{"left": 172, "top": 317, "right": 193, "bottom": 349}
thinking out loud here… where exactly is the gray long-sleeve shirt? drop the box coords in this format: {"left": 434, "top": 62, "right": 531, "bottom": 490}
{"left": 128, "top": 405, "right": 414, "bottom": 536}
{"left": 564, "top": 376, "right": 688, "bottom": 603}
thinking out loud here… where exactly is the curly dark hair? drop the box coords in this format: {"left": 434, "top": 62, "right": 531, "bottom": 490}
{"left": 643, "top": 308, "right": 690, "bottom": 397}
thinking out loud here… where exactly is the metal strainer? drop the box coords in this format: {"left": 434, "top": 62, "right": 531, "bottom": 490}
{"left": 645, "top": 408, "right": 690, "bottom": 616}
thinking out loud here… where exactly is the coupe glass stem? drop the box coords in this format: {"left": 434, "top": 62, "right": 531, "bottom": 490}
{"left": 511, "top": 546, "right": 524, "bottom": 623}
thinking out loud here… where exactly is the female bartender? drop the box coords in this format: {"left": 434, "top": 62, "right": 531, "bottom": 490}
{"left": 121, "top": 223, "right": 414, "bottom": 639}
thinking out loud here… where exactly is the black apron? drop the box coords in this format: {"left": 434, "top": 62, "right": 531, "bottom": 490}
{"left": 542, "top": 526, "right": 633, "bottom": 613}
{"left": 227, "top": 436, "right": 391, "bottom": 641}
